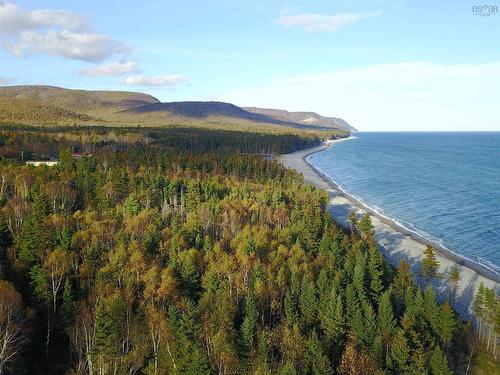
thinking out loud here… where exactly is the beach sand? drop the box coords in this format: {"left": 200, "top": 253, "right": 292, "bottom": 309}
{"left": 278, "top": 138, "right": 499, "bottom": 318}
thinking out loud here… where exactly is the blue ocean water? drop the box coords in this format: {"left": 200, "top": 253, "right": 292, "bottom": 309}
{"left": 307, "top": 132, "right": 500, "bottom": 275}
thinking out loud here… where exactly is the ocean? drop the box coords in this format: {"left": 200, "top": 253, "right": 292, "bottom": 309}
{"left": 307, "top": 132, "right": 500, "bottom": 276}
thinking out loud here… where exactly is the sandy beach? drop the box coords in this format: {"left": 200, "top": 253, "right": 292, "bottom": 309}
{"left": 278, "top": 138, "right": 499, "bottom": 318}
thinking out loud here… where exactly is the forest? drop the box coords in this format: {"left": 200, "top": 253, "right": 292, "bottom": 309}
{"left": 0, "top": 127, "right": 497, "bottom": 374}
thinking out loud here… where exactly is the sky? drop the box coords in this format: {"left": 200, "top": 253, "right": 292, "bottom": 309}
{"left": 1, "top": 0, "right": 499, "bottom": 131}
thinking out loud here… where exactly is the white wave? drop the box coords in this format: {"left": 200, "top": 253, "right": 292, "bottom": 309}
{"left": 307, "top": 159, "right": 500, "bottom": 276}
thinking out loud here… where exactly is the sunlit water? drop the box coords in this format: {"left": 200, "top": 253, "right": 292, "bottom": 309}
{"left": 308, "top": 132, "right": 500, "bottom": 275}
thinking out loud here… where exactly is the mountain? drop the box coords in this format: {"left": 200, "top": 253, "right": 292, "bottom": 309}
{"left": 244, "top": 107, "right": 357, "bottom": 132}
{"left": 0, "top": 85, "right": 354, "bottom": 133}
{"left": 0, "top": 85, "right": 159, "bottom": 120}
{"left": 119, "top": 101, "right": 339, "bottom": 130}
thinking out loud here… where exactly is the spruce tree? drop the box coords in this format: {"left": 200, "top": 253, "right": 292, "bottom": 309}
{"left": 421, "top": 245, "right": 440, "bottom": 285}
{"left": 377, "top": 290, "right": 396, "bottom": 357}
{"left": 448, "top": 265, "right": 461, "bottom": 304}
{"left": 94, "top": 298, "right": 116, "bottom": 360}
{"left": 351, "top": 309, "right": 365, "bottom": 347}
{"left": 61, "top": 278, "right": 75, "bottom": 328}
{"left": 367, "top": 246, "right": 384, "bottom": 303}
{"left": 123, "top": 193, "right": 140, "bottom": 216}
{"left": 320, "top": 288, "right": 345, "bottom": 347}
{"left": 241, "top": 290, "right": 258, "bottom": 351}
{"left": 358, "top": 213, "right": 373, "bottom": 238}
{"left": 353, "top": 256, "right": 367, "bottom": 304}
{"left": 393, "top": 260, "right": 414, "bottom": 303}
{"left": 362, "top": 302, "right": 377, "bottom": 348}
{"left": 429, "top": 346, "right": 452, "bottom": 375}
{"left": 306, "top": 331, "right": 333, "bottom": 375}
{"left": 278, "top": 361, "right": 298, "bottom": 375}
{"left": 435, "top": 303, "right": 456, "bottom": 346}
{"left": 299, "top": 276, "right": 317, "bottom": 327}
{"left": 388, "top": 329, "right": 410, "bottom": 373}
{"left": 284, "top": 292, "right": 298, "bottom": 325}
{"left": 345, "top": 284, "right": 359, "bottom": 325}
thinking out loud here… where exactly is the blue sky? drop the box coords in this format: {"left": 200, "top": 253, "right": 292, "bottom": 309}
{"left": 1, "top": 0, "right": 500, "bottom": 130}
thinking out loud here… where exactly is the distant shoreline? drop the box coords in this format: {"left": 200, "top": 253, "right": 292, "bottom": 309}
{"left": 278, "top": 137, "right": 499, "bottom": 316}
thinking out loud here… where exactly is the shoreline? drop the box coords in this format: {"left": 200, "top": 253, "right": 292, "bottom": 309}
{"left": 278, "top": 137, "right": 499, "bottom": 316}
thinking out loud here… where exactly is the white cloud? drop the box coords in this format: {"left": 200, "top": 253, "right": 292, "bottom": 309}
{"left": 124, "top": 74, "right": 187, "bottom": 87}
{"left": 0, "top": 2, "right": 86, "bottom": 34}
{"left": 275, "top": 12, "right": 379, "bottom": 32}
{"left": 0, "top": 2, "right": 127, "bottom": 62}
{"left": 222, "top": 62, "right": 500, "bottom": 131}
{"left": 79, "top": 60, "right": 139, "bottom": 77}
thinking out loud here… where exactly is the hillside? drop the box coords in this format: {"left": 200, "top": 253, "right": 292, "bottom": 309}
{"left": 119, "top": 101, "right": 338, "bottom": 130}
{"left": 0, "top": 85, "right": 354, "bottom": 133}
{"left": 244, "top": 106, "right": 357, "bottom": 132}
{"left": 0, "top": 85, "right": 159, "bottom": 117}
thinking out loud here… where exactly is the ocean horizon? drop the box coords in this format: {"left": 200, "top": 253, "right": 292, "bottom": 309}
{"left": 308, "top": 131, "right": 500, "bottom": 276}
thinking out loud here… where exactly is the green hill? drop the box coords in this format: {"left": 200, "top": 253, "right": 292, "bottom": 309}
{"left": 0, "top": 85, "right": 353, "bottom": 134}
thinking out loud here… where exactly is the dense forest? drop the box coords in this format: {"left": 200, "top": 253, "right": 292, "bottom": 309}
{"left": 0, "top": 126, "right": 330, "bottom": 160}
{"left": 0, "top": 128, "right": 497, "bottom": 374}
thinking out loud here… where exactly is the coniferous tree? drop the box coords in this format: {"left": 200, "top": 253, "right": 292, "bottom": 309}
{"left": 241, "top": 289, "right": 258, "bottom": 351}
{"left": 285, "top": 292, "right": 298, "bottom": 325}
{"left": 393, "top": 260, "right": 414, "bottom": 301}
{"left": 358, "top": 213, "right": 373, "bottom": 238}
{"left": 353, "top": 256, "right": 367, "bottom": 304}
{"left": 429, "top": 346, "right": 452, "bottom": 375}
{"left": 299, "top": 276, "right": 317, "bottom": 327}
{"left": 377, "top": 290, "right": 396, "bottom": 358}
{"left": 306, "top": 331, "right": 333, "bottom": 375}
{"left": 388, "top": 329, "right": 410, "bottom": 374}
{"left": 421, "top": 245, "right": 440, "bottom": 285}
{"left": 345, "top": 284, "right": 359, "bottom": 325}
{"left": 448, "top": 265, "right": 461, "bottom": 304}
{"left": 320, "top": 288, "right": 345, "bottom": 348}
{"left": 94, "top": 298, "right": 116, "bottom": 369}
{"left": 367, "top": 246, "right": 384, "bottom": 303}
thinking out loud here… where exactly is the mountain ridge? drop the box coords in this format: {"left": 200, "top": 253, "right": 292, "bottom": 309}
{"left": 0, "top": 85, "right": 355, "bottom": 132}
{"left": 244, "top": 106, "right": 357, "bottom": 132}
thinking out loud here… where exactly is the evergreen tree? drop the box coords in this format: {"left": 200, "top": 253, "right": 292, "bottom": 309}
{"left": 358, "top": 213, "right": 373, "bottom": 238}
{"left": 18, "top": 193, "right": 51, "bottom": 264}
{"left": 94, "top": 298, "right": 116, "bottom": 359}
{"left": 448, "top": 265, "right": 461, "bottom": 304}
{"left": 61, "top": 278, "right": 75, "bottom": 327}
{"left": 241, "top": 289, "right": 258, "bottom": 351}
{"left": 371, "top": 335, "right": 384, "bottom": 367}
{"left": 278, "top": 361, "right": 298, "bottom": 375}
{"left": 362, "top": 302, "right": 377, "bottom": 348}
{"left": 244, "top": 237, "right": 256, "bottom": 255}
{"left": 377, "top": 290, "right": 396, "bottom": 357}
{"left": 429, "top": 346, "right": 452, "bottom": 375}
{"left": 345, "top": 284, "right": 359, "bottom": 324}
{"left": 435, "top": 303, "right": 456, "bottom": 346}
{"left": 367, "top": 246, "right": 384, "bottom": 303}
{"left": 393, "top": 260, "right": 414, "bottom": 302}
{"left": 123, "top": 193, "right": 140, "bottom": 216}
{"left": 284, "top": 292, "right": 298, "bottom": 325}
{"left": 388, "top": 329, "right": 410, "bottom": 374}
{"left": 320, "top": 288, "right": 345, "bottom": 347}
{"left": 353, "top": 256, "right": 367, "bottom": 304}
{"left": 306, "top": 331, "right": 333, "bottom": 375}
{"left": 299, "top": 276, "right": 317, "bottom": 327}
{"left": 351, "top": 309, "right": 365, "bottom": 347}
{"left": 421, "top": 245, "right": 440, "bottom": 285}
